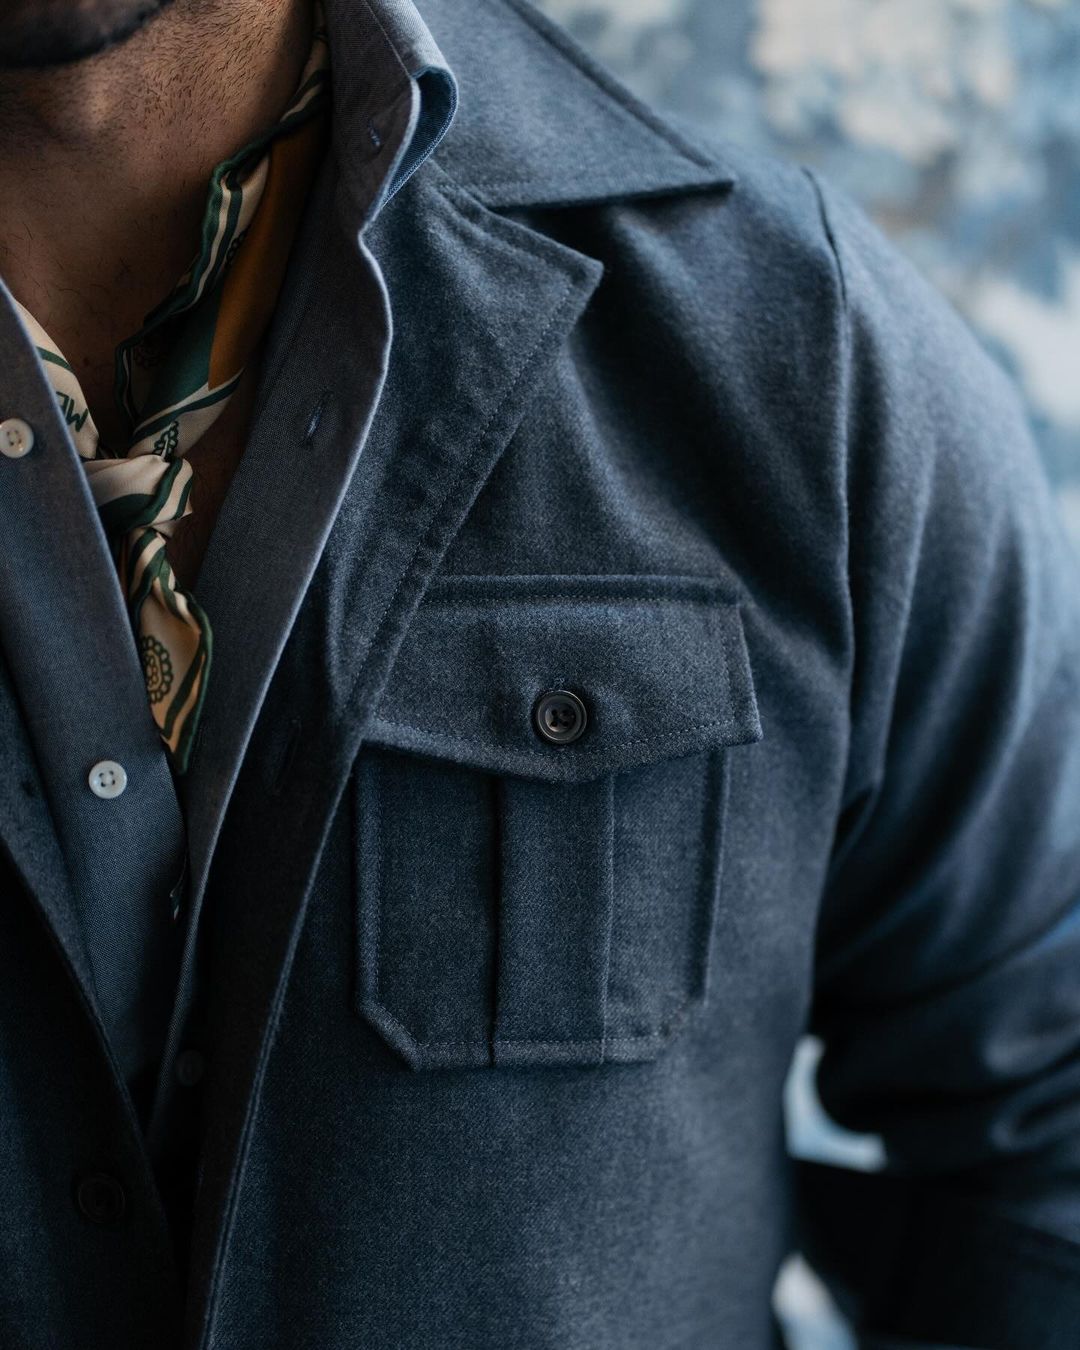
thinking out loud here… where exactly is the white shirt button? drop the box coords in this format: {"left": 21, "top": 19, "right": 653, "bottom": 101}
{"left": 88, "top": 760, "right": 127, "bottom": 799}
{"left": 0, "top": 418, "right": 35, "bottom": 458}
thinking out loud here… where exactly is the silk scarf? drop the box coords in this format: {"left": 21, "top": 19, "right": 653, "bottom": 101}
{"left": 15, "top": 4, "right": 330, "bottom": 776}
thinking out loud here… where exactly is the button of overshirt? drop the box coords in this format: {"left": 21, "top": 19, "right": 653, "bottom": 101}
{"left": 74, "top": 1171, "right": 127, "bottom": 1227}
{"left": 533, "top": 689, "right": 589, "bottom": 745}
{"left": 0, "top": 418, "right": 35, "bottom": 458}
{"left": 88, "top": 760, "right": 128, "bottom": 799}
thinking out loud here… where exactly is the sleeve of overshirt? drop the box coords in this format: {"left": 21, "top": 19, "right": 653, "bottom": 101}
{"left": 795, "top": 167, "right": 1080, "bottom": 1350}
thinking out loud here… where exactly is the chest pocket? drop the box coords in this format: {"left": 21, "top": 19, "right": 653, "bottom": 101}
{"left": 352, "top": 574, "right": 762, "bottom": 1070}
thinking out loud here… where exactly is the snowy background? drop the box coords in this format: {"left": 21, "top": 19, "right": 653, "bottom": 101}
{"left": 532, "top": 1, "right": 1080, "bottom": 1344}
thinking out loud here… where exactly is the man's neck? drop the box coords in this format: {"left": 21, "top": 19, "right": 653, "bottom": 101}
{"left": 0, "top": 0, "right": 312, "bottom": 446}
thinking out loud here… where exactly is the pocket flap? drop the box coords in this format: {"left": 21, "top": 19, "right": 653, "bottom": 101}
{"left": 365, "top": 574, "right": 763, "bottom": 783}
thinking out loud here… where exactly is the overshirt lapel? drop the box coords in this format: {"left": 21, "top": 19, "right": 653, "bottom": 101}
{"left": 182, "top": 164, "right": 603, "bottom": 1348}
{"left": 167, "top": 149, "right": 385, "bottom": 928}
{"left": 0, "top": 286, "right": 171, "bottom": 1049}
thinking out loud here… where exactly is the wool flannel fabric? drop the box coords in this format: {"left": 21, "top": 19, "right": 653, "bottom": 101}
{"left": 15, "top": 5, "right": 331, "bottom": 775}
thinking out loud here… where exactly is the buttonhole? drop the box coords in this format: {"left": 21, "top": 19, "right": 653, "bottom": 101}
{"left": 270, "top": 718, "right": 303, "bottom": 797}
{"left": 303, "top": 392, "right": 331, "bottom": 448}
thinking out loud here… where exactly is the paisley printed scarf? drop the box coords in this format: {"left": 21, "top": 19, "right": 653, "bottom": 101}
{"left": 15, "top": 3, "right": 330, "bottom": 775}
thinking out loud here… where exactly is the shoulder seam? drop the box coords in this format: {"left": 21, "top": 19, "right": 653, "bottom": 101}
{"left": 800, "top": 166, "right": 860, "bottom": 752}
{"left": 801, "top": 164, "right": 849, "bottom": 315}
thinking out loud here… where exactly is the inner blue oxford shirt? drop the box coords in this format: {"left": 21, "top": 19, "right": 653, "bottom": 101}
{"left": 0, "top": 0, "right": 459, "bottom": 1101}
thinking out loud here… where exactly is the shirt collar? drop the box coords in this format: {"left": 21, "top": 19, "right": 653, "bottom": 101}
{"left": 322, "top": 0, "right": 458, "bottom": 230}
{"left": 335, "top": 0, "right": 735, "bottom": 213}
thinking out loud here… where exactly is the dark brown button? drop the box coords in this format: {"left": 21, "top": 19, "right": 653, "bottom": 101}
{"left": 75, "top": 1172, "right": 127, "bottom": 1227}
{"left": 533, "top": 689, "right": 588, "bottom": 745}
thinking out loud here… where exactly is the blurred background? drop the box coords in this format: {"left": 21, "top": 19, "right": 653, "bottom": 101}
{"left": 531, "top": 1, "right": 1080, "bottom": 1344}
{"left": 535, "top": 0, "right": 1080, "bottom": 532}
